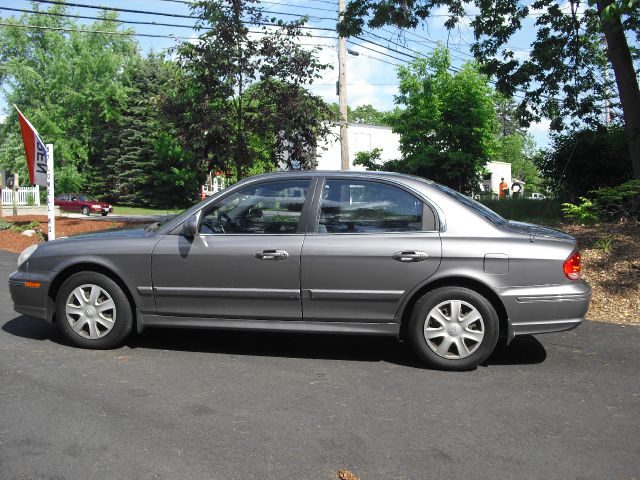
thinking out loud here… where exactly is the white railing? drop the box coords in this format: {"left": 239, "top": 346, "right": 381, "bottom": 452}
{"left": 2, "top": 186, "right": 41, "bottom": 206}
{"left": 203, "top": 176, "right": 226, "bottom": 196}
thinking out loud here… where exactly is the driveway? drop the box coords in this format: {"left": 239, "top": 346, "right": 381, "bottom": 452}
{"left": 0, "top": 250, "right": 638, "bottom": 480}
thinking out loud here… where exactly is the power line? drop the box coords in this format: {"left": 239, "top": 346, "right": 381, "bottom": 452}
{"left": 0, "top": 20, "right": 193, "bottom": 39}
{"left": 259, "top": 1, "right": 337, "bottom": 13}
{"left": 353, "top": 35, "right": 417, "bottom": 61}
{"left": 0, "top": 6, "right": 196, "bottom": 29}
{"left": 32, "top": 0, "right": 194, "bottom": 19}
{"left": 349, "top": 38, "right": 409, "bottom": 64}
{"left": 30, "top": 0, "right": 336, "bottom": 22}
{"left": 0, "top": 20, "right": 338, "bottom": 42}
{"left": 306, "top": 0, "right": 338, "bottom": 5}
{"left": 0, "top": 6, "right": 338, "bottom": 33}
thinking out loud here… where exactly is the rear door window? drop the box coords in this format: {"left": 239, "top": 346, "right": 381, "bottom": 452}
{"left": 317, "top": 180, "right": 423, "bottom": 233}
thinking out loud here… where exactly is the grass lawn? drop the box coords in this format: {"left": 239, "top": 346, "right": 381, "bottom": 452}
{"left": 111, "top": 205, "right": 184, "bottom": 216}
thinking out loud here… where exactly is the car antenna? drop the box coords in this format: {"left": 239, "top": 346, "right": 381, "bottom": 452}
{"left": 531, "top": 138, "right": 579, "bottom": 243}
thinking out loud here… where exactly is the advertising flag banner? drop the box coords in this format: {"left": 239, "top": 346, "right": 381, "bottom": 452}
{"left": 15, "top": 106, "right": 48, "bottom": 187}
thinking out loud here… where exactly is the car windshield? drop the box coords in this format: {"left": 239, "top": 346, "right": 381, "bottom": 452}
{"left": 431, "top": 183, "right": 507, "bottom": 226}
{"left": 77, "top": 195, "right": 96, "bottom": 202}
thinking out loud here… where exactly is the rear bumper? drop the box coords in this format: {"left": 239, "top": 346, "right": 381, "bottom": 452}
{"left": 499, "top": 281, "right": 591, "bottom": 342}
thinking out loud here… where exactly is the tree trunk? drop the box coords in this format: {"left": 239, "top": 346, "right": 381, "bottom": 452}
{"left": 597, "top": 0, "right": 640, "bottom": 178}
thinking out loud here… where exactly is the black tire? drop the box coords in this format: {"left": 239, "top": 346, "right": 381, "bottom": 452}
{"left": 55, "top": 272, "right": 133, "bottom": 349}
{"left": 101, "top": 212, "right": 108, "bottom": 216}
{"left": 81, "top": 206, "right": 90, "bottom": 216}
{"left": 408, "top": 286, "right": 499, "bottom": 371}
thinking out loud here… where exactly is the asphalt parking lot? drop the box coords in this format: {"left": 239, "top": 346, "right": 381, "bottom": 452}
{"left": 0, "top": 250, "right": 638, "bottom": 480}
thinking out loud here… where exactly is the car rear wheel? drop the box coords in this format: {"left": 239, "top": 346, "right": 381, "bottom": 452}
{"left": 56, "top": 272, "right": 133, "bottom": 349}
{"left": 81, "top": 206, "right": 90, "bottom": 216}
{"left": 408, "top": 287, "right": 499, "bottom": 370}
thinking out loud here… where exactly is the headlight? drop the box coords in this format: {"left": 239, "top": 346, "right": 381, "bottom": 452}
{"left": 18, "top": 244, "right": 38, "bottom": 268}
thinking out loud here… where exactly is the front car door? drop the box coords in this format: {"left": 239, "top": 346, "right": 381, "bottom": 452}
{"left": 301, "top": 177, "right": 442, "bottom": 324}
{"left": 151, "top": 178, "right": 313, "bottom": 321}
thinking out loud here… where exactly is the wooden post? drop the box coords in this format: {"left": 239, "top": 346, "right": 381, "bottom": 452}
{"left": 12, "top": 173, "right": 18, "bottom": 217}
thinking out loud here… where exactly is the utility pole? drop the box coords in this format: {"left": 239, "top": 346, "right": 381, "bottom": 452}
{"left": 338, "top": 0, "right": 349, "bottom": 170}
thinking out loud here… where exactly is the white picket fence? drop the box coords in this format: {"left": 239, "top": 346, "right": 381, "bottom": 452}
{"left": 202, "top": 176, "right": 226, "bottom": 197}
{"left": 2, "top": 186, "right": 41, "bottom": 206}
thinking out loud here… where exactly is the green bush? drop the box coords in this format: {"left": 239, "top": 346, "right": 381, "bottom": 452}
{"left": 592, "top": 179, "right": 640, "bottom": 220}
{"left": 479, "top": 198, "right": 563, "bottom": 223}
{"left": 26, "top": 192, "right": 36, "bottom": 206}
{"left": 561, "top": 197, "right": 601, "bottom": 224}
{"left": 9, "top": 220, "right": 41, "bottom": 233}
{"left": 0, "top": 220, "right": 13, "bottom": 231}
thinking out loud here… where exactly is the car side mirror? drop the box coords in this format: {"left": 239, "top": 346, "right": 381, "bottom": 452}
{"left": 182, "top": 212, "right": 200, "bottom": 237}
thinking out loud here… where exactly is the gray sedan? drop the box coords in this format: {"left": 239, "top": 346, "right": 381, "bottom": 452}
{"left": 9, "top": 171, "right": 590, "bottom": 370}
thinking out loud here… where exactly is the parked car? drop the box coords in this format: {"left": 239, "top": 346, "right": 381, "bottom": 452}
{"left": 530, "top": 192, "right": 547, "bottom": 200}
{"left": 54, "top": 193, "right": 112, "bottom": 216}
{"left": 10, "top": 172, "right": 590, "bottom": 370}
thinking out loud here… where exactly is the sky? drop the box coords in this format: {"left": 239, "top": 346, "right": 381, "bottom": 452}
{"left": 0, "top": 0, "right": 557, "bottom": 147}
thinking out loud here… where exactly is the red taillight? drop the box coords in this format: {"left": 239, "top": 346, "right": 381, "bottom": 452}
{"left": 563, "top": 251, "right": 581, "bottom": 280}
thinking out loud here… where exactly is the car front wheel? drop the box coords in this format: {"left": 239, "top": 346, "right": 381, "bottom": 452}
{"left": 55, "top": 272, "right": 133, "bottom": 349}
{"left": 408, "top": 287, "right": 499, "bottom": 370}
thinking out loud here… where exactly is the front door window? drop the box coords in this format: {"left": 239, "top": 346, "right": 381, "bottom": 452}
{"left": 199, "top": 180, "right": 310, "bottom": 235}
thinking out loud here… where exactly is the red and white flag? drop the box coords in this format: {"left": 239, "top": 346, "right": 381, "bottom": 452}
{"left": 15, "top": 106, "right": 48, "bottom": 187}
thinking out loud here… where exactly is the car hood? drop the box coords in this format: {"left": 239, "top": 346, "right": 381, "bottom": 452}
{"left": 61, "top": 226, "right": 152, "bottom": 240}
{"left": 504, "top": 221, "right": 575, "bottom": 242}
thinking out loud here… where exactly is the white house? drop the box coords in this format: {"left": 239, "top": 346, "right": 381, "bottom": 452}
{"left": 481, "top": 161, "right": 512, "bottom": 195}
{"left": 315, "top": 124, "right": 400, "bottom": 171}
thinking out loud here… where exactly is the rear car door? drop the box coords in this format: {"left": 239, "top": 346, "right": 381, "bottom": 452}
{"left": 151, "top": 178, "right": 313, "bottom": 321}
{"left": 300, "top": 177, "right": 442, "bottom": 323}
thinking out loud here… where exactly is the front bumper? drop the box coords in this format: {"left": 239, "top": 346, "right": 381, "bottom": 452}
{"left": 9, "top": 269, "right": 54, "bottom": 322}
{"left": 499, "top": 280, "right": 591, "bottom": 342}
{"left": 91, "top": 205, "right": 112, "bottom": 213}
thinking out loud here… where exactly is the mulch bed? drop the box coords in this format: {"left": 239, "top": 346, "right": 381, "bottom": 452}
{"left": 0, "top": 215, "right": 146, "bottom": 253}
{"left": 560, "top": 221, "right": 640, "bottom": 326}
{"left": 1, "top": 215, "right": 637, "bottom": 326}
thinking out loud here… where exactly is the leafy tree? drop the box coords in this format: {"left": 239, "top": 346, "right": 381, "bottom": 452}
{"left": 0, "top": 6, "right": 138, "bottom": 195}
{"left": 170, "top": 0, "right": 332, "bottom": 179}
{"left": 339, "top": 0, "right": 640, "bottom": 179}
{"left": 351, "top": 104, "right": 391, "bottom": 125}
{"left": 536, "top": 125, "right": 632, "bottom": 200}
{"left": 328, "top": 103, "right": 392, "bottom": 125}
{"left": 387, "top": 48, "right": 497, "bottom": 193}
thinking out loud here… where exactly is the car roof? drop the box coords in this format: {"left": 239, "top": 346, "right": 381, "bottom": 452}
{"left": 246, "top": 170, "right": 434, "bottom": 184}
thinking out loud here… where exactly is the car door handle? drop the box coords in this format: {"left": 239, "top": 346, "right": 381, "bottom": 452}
{"left": 255, "top": 250, "right": 289, "bottom": 260}
{"left": 392, "top": 251, "right": 429, "bottom": 262}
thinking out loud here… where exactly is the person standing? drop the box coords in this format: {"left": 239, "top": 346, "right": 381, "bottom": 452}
{"left": 499, "top": 177, "right": 509, "bottom": 199}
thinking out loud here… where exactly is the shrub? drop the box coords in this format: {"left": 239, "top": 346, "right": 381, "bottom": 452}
{"left": 479, "top": 197, "right": 563, "bottom": 223}
{"left": 0, "top": 220, "right": 13, "bottom": 231}
{"left": 592, "top": 179, "right": 640, "bottom": 220}
{"left": 561, "top": 197, "right": 601, "bottom": 224}
{"left": 26, "top": 192, "right": 36, "bottom": 206}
